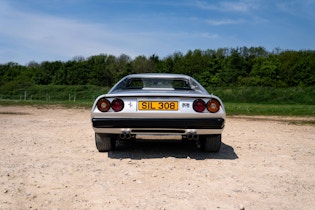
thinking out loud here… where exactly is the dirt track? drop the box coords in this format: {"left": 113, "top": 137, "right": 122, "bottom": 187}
{"left": 0, "top": 106, "right": 314, "bottom": 210}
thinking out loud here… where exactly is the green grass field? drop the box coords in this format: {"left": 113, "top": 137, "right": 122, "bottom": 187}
{"left": 225, "top": 102, "right": 315, "bottom": 116}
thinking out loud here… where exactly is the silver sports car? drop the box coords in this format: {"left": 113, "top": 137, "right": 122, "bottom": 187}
{"left": 91, "top": 73, "right": 226, "bottom": 152}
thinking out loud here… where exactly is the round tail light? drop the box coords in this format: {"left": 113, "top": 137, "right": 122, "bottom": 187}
{"left": 111, "top": 98, "right": 124, "bottom": 112}
{"left": 193, "top": 99, "right": 206, "bottom": 112}
{"left": 97, "top": 98, "right": 110, "bottom": 112}
{"left": 207, "top": 99, "right": 220, "bottom": 113}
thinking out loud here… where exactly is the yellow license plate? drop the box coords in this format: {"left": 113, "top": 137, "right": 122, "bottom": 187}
{"left": 138, "top": 101, "right": 178, "bottom": 111}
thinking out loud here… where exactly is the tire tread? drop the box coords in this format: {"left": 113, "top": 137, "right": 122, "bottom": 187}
{"left": 202, "top": 134, "right": 221, "bottom": 152}
{"left": 95, "top": 133, "right": 113, "bottom": 152}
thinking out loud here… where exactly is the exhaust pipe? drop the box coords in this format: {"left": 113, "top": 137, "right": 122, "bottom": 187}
{"left": 187, "top": 133, "right": 193, "bottom": 140}
{"left": 187, "top": 132, "right": 198, "bottom": 140}
{"left": 119, "top": 132, "right": 126, "bottom": 139}
{"left": 192, "top": 134, "right": 199, "bottom": 140}
{"left": 119, "top": 131, "right": 131, "bottom": 140}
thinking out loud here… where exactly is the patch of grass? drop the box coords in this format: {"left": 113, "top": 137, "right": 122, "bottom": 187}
{"left": 225, "top": 102, "right": 315, "bottom": 116}
{"left": 0, "top": 99, "right": 93, "bottom": 109}
{"left": 209, "top": 86, "right": 315, "bottom": 105}
{"left": 289, "top": 121, "right": 315, "bottom": 126}
{"left": 0, "top": 85, "right": 109, "bottom": 102}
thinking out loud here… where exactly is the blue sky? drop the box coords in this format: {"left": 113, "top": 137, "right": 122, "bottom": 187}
{"left": 1, "top": 0, "right": 314, "bottom": 65}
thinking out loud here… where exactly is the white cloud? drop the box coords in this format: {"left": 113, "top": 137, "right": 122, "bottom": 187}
{"left": 199, "top": 32, "right": 219, "bottom": 39}
{"left": 207, "top": 19, "right": 244, "bottom": 26}
{"left": 0, "top": 2, "right": 144, "bottom": 63}
{"left": 0, "top": 0, "right": 223, "bottom": 64}
{"left": 1, "top": 0, "right": 313, "bottom": 64}
{"left": 276, "top": 0, "right": 315, "bottom": 21}
{"left": 196, "top": 0, "right": 259, "bottom": 12}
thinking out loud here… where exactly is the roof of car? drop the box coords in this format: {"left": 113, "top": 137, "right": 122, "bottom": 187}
{"left": 126, "top": 73, "right": 191, "bottom": 79}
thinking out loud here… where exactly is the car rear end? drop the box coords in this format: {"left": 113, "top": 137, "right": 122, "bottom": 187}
{"left": 91, "top": 74, "right": 226, "bottom": 152}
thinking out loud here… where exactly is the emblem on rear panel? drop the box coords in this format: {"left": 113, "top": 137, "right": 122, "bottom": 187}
{"left": 182, "top": 103, "right": 189, "bottom": 108}
{"left": 128, "top": 102, "right": 133, "bottom": 107}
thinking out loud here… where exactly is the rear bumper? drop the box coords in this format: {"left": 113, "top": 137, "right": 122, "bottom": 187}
{"left": 92, "top": 118, "right": 225, "bottom": 129}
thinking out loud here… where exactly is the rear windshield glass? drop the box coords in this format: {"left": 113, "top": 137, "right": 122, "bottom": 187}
{"left": 123, "top": 78, "right": 191, "bottom": 90}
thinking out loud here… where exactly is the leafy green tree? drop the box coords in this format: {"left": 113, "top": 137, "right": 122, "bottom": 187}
{"left": 248, "top": 55, "right": 281, "bottom": 86}
{"left": 117, "top": 54, "right": 132, "bottom": 74}
{"left": 0, "top": 47, "right": 314, "bottom": 89}
{"left": 131, "top": 55, "right": 155, "bottom": 73}
{"left": 170, "top": 52, "right": 184, "bottom": 74}
{"left": 278, "top": 50, "right": 315, "bottom": 87}
{"left": 86, "top": 54, "right": 107, "bottom": 86}
{"left": 32, "top": 61, "right": 63, "bottom": 85}
{"left": 217, "top": 48, "right": 246, "bottom": 86}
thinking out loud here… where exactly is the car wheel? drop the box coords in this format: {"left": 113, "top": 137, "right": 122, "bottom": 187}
{"left": 201, "top": 134, "right": 221, "bottom": 152}
{"left": 95, "top": 133, "right": 115, "bottom": 152}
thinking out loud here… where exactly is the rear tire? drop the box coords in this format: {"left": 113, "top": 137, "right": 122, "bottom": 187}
{"left": 201, "top": 134, "right": 221, "bottom": 152}
{"left": 95, "top": 133, "right": 115, "bottom": 152}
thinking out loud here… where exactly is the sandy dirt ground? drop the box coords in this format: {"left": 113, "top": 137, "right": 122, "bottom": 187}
{"left": 0, "top": 105, "right": 314, "bottom": 210}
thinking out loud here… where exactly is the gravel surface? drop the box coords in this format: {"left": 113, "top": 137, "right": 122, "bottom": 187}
{"left": 0, "top": 106, "right": 314, "bottom": 210}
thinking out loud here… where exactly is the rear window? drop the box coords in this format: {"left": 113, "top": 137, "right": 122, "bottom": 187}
{"left": 125, "top": 78, "right": 191, "bottom": 90}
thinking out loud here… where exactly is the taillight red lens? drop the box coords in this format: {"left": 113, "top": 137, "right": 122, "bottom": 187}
{"left": 207, "top": 99, "right": 220, "bottom": 113}
{"left": 111, "top": 98, "right": 124, "bottom": 112}
{"left": 193, "top": 99, "right": 206, "bottom": 112}
{"left": 97, "top": 98, "right": 110, "bottom": 112}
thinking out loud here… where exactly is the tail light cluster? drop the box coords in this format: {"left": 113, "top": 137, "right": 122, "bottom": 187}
{"left": 193, "top": 98, "right": 221, "bottom": 113}
{"left": 97, "top": 98, "right": 124, "bottom": 112}
{"left": 97, "top": 97, "right": 219, "bottom": 113}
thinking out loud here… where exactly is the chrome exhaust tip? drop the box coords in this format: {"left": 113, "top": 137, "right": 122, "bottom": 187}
{"left": 119, "top": 131, "right": 131, "bottom": 140}
{"left": 187, "top": 132, "right": 198, "bottom": 140}
{"left": 119, "top": 132, "right": 126, "bottom": 139}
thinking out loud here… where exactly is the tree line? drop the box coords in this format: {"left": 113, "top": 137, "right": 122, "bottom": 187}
{"left": 1, "top": 47, "right": 314, "bottom": 90}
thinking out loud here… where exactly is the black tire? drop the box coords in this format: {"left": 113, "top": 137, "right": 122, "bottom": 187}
{"left": 95, "top": 133, "right": 115, "bottom": 152}
{"left": 201, "top": 134, "right": 221, "bottom": 153}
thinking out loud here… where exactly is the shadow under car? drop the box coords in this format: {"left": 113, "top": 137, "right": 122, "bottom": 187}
{"left": 107, "top": 140, "right": 238, "bottom": 160}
